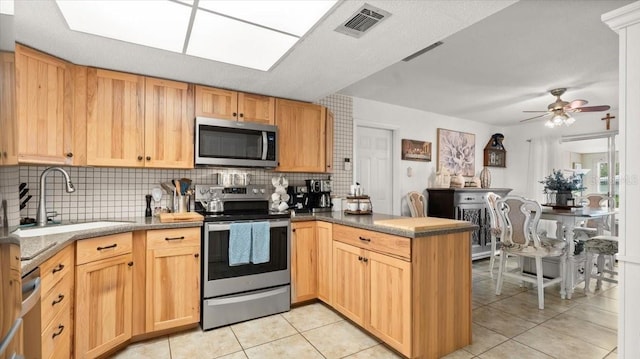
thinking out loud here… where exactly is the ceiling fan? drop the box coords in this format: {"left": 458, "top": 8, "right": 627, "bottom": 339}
{"left": 520, "top": 88, "right": 610, "bottom": 128}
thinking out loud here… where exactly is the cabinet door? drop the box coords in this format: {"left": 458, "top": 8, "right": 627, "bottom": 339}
{"left": 144, "top": 77, "right": 194, "bottom": 168}
{"left": 367, "top": 251, "right": 412, "bottom": 356}
{"left": 0, "top": 52, "right": 18, "bottom": 165}
{"left": 291, "top": 221, "right": 317, "bottom": 303}
{"left": 194, "top": 85, "right": 238, "bottom": 120}
{"left": 238, "top": 92, "right": 275, "bottom": 125}
{"left": 275, "top": 99, "right": 326, "bottom": 172}
{"left": 75, "top": 253, "right": 132, "bottom": 359}
{"left": 15, "top": 44, "right": 72, "bottom": 165}
{"left": 145, "top": 227, "right": 200, "bottom": 332}
{"left": 332, "top": 241, "right": 365, "bottom": 326}
{"left": 316, "top": 221, "right": 333, "bottom": 304}
{"left": 86, "top": 68, "right": 144, "bottom": 167}
{"left": 325, "top": 110, "right": 334, "bottom": 173}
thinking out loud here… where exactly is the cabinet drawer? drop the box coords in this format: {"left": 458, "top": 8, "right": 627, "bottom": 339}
{"left": 41, "top": 273, "right": 73, "bottom": 331}
{"left": 146, "top": 227, "right": 200, "bottom": 250}
{"left": 76, "top": 232, "right": 132, "bottom": 265}
{"left": 333, "top": 225, "right": 411, "bottom": 260}
{"left": 41, "top": 301, "right": 72, "bottom": 359}
{"left": 41, "top": 245, "right": 74, "bottom": 296}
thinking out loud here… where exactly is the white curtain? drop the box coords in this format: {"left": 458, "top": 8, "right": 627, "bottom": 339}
{"left": 527, "top": 136, "right": 562, "bottom": 237}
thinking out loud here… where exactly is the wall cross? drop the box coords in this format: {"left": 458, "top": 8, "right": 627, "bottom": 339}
{"left": 601, "top": 113, "right": 616, "bottom": 130}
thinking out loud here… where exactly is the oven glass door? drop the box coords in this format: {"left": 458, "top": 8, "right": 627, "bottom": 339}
{"left": 203, "top": 219, "right": 290, "bottom": 297}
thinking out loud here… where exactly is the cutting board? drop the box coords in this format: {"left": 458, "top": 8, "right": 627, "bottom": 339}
{"left": 158, "top": 212, "right": 204, "bottom": 223}
{"left": 373, "top": 217, "right": 471, "bottom": 232}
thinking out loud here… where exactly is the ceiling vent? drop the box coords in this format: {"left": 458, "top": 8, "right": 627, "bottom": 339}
{"left": 402, "top": 41, "right": 444, "bottom": 62}
{"left": 335, "top": 3, "right": 391, "bottom": 38}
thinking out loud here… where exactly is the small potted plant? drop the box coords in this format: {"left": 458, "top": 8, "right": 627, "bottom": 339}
{"left": 539, "top": 169, "right": 585, "bottom": 206}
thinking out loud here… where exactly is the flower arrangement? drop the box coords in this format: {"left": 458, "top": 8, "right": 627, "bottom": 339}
{"left": 539, "top": 169, "right": 586, "bottom": 193}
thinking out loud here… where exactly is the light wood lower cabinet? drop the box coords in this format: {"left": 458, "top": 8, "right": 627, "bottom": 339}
{"left": 145, "top": 227, "right": 201, "bottom": 332}
{"left": 75, "top": 242, "right": 133, "bottom": 359}
{"left": 316, "top": 221, "right": 333, "bottom": 304}
{"left": 331, "top": 224, "right": 472, "bottom": 359}
{"left": 291, "top": 221, "right": 317, "bottom": 304}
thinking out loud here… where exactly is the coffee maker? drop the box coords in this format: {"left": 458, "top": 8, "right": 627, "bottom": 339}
{"left": 305, "top": 179, "right": 332, "bottom": 213}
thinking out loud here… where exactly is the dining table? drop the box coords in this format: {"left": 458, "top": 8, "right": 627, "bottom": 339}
{"left": 540, "top": 206, "right": 617, "bottom": 299}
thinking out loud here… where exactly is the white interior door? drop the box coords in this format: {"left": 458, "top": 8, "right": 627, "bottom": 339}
{"left": 356, "top": 126, "right": 393, "bottom": 214}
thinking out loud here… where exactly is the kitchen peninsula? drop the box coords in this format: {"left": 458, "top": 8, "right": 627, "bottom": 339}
{"left": 18, "top": 212, "right": 474, "bottom": 359}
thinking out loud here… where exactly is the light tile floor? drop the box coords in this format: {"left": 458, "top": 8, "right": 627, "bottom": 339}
{"left": 110, "top": 259, "right": 618, "bottom": 359}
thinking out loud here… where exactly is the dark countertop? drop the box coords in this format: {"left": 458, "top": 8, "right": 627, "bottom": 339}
{"left": 18, "top": 211, "right": 476, "bottom": 275}
{"left": 18, "top": 217, "right": 203, "bottom": 274}
{"left": 291, "top": 211, "right": 477, "bottom": 238}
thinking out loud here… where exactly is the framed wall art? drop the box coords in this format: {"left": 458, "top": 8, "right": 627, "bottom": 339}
{"left": 437, "top": 128, "right": 476, "bottom": 176}
{"left": 401, "top": 139, "right": 432, "bottom": 162}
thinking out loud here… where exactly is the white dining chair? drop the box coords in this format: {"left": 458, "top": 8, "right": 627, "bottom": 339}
{"left": 584, "top": 235, "right": 618, "bottom": 293}
{"left": 406, "top": 191, "right": 426, "bottom": 217}
{"left": 495, "top": 196, "right": 567, "bottom": 309}
{"left": 484, "top": 192, "right": 502, "bottom": 278}
{"left": 574, "top": 193, "right": 616, "bottom": 240}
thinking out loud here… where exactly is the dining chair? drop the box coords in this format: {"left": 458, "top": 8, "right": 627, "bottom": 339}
{"left": 574, "top": 193, "right": 616, "bottom": 240}
{"left": 495, "top": 195, "right": 567, "bottom": 309}
{"left": 484, "top": 192, "right": 502, "bottom": 278}
{"left": 584, "top": 235, "right": 618, "bottom": 293}
{"left": 406, "top": 191, "right": 426, "bottom": 217}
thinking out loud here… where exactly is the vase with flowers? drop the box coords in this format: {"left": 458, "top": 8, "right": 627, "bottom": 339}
{"left": 539, "top": 169, "right": 586, "bottom": 206}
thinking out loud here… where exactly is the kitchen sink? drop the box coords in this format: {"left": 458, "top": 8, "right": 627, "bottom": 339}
{"left": 14, "top": 221, "right": 133, "bottom": 238}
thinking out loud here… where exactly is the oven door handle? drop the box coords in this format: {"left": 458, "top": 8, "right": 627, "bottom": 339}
{"left": 205, "top": 220, "right": 290, "bottom": 232}
{"left": 206, "top": 286, "right": 289, "bottom": 306}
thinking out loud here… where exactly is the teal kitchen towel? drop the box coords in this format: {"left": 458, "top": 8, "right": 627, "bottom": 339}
{"left": 251, "top": 221, "right": 271, "bottom": 264}
{"left": 229, "top": 222, "right": 252, "bottom": 266}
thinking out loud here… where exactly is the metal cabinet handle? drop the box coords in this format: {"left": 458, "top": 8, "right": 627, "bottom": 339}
{"left": 363, "top": 258, "right": 369, "bottom": 263}
{"left": 232, "top": 112, "right": 237, "bottom": 117}
{"left": 358, "top": 256, "right": 363, "bottom": 261}
{"left": 52, "top": 325, "right": 64, "bottom": 339}
{"left": 358, "top": 236, "right": 371, "bottom": 242}
{"left": 52, "top": 264, "right": 64, "bottom": 274}
{"left": 128, "top": 261, "right": 134, "bottom": 267}
{"left": 52, "top": 294, "right": 64, "bottom": 306}
{"left": 66, "top": 152, "right": 73, "bottom": 158}
{"left": 97, "top": 244, "right": 117, "bottom": 251}
{"left": 194, "top": 253, "right": 199, "bottom": 258}
{"left": 137, "top": 155, "right": 143, "bottom": 161}
{"left": 239, "top": 113, "right": 244, "bottom": 118}
{"left": 165, "top": 236, "right": 185, "bottom": 241}
{"left": 146, "top": 156, "right": 151, "bottom": 161}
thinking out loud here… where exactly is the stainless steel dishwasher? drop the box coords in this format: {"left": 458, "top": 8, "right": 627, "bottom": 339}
{"left": 21, "top": 267, "right": 41, "bottom": 359}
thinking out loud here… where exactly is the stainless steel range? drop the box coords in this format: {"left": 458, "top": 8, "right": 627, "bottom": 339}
{"left": 195, "top": 184, "right": 291, "bottom": 330}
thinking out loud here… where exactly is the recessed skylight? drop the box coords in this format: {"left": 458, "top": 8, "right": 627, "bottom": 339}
{"left": 55, "top": 0, "right": 337, "bottom": 71}
{"left": 0, "top": 0, "right": 14, "bottom": 15}
{"left": 56, "top": 1, "right": 192, "bottom": 53}
{"left": 197, "top": 0, "right": 337, "bottom": 37}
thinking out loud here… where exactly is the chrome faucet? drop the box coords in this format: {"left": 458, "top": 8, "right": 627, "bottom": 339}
{"left": 36, "top": 167, "right": 75, "bottom": 227}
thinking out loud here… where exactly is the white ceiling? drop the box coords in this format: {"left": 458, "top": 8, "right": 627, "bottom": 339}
{"left": 12, "top": 0, "right": 631, "bottom": 128}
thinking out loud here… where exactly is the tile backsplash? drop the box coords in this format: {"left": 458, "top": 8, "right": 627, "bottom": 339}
{"left": 19, "top": 94, "right": 354, "bottom": 222}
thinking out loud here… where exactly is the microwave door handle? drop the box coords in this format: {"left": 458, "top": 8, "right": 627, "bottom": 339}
{"left": 261, "top": 132, "right": 268, "bottom": 160}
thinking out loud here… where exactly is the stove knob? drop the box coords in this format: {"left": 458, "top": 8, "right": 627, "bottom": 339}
{"left": 260, "top": 189, "right": 266, "bottom": 194}
{"left": 252, "top": 188, "right": 259, "bottom": 194}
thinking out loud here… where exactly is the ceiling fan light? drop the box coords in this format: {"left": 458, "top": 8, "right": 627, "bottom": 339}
{"left": 545, "top": 119, "right": 555, "bottom": 128}
{"left": 552, "top": 114, "right": 564, "bottom": 125}
{"left": 564, "top": 115, "right": 576, "bottom": 126}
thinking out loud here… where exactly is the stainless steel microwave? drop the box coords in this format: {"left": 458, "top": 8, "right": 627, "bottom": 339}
{"left": 195, "top": 117, "right": 278, "bottom": 168}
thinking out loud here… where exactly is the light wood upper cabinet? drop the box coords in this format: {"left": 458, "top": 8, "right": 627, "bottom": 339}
{"left": 195, "top": 86, "right": 237, "bottom": 120}
{"left": 15, "top": 44, "right": 74, "bottom": 165}
{"left": 291, "top": 221, "right": 317, "bottom": 304}
{"left": 195, "top": 85, "right": 275, "bottom": 125}
{"left": 145, "top": 227, "right": 200, "bottom": 332}
{"left": 86, "top": 68, "right": 144, "bottom": 167}
{"left": 75, "top": 235, "right": 133, "bottom": 359}
{"left": 0, "top": 52, "right": 18, "bottom": 165}
{"left": 144, "top": 78, "right": 194, "bottom": 168}
{"left": 316, "top": 221, "right": 333, "bottom": 304}
{"left": 275, "top": 99, "right": 327, "bottom": 173}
